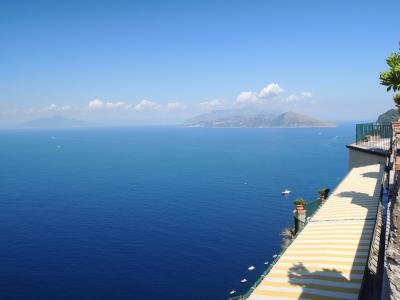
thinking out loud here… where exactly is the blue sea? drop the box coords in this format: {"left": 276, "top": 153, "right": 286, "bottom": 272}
{"left": 0, "top": 125, "right": 354, "bottom": 300}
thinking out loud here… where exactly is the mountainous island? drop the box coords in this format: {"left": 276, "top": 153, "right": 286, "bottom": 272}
{"left": 181, "top": 111, "right": 336, "bottom": 128}
{"left": 376, "top": 109, "right": 399, "bottom": 124}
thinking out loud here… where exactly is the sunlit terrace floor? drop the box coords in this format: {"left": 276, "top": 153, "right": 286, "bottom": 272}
{"left": 248, "top": 164, "right": 384, "bottom": 300}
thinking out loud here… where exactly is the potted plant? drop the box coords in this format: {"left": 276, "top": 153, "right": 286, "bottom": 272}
{"left": 280, "top": 227, "right": 295, "bottom": 249}
{"left": 293, "top": 198, "right": 307, "bottom": 211}
{"left": 394, "top": 93, "right": 400, "bottom": 114}
{"left": 319, "top": 188, "right": 330, "bottom": 200}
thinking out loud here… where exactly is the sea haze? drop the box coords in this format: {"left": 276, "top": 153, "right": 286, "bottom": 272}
{"left": 0, "top": 125, "right": 354, "bottom": 300}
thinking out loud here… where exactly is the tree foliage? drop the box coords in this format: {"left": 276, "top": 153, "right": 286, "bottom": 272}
{"left": 380, "top": 51, "right": 400, "bottom": 92}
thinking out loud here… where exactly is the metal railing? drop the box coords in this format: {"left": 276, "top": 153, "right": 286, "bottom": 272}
{"left": 228, "top": 230, "right": 298, "bottom": 300}
{"left": 355, "top": 123, "right": 392, "bottom": 151}
{"left": 305, "top": 199, "right": 322, "bottom": 219}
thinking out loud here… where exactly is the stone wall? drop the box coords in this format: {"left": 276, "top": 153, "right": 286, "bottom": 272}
{"left": 386, "top": 194, "right": 400, "bottom": 300}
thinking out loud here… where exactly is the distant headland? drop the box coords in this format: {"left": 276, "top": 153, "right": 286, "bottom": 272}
{"left": 180, "top": 110, "right": 336, "bottom": 128}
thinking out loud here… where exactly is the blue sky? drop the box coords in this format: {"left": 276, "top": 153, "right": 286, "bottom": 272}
{"left": 0, "top": 0, "right": 399, "bottom": 126}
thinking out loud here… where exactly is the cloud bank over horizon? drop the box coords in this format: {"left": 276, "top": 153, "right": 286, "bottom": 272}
{"left": 0, "top": 82, "right": 318, "bottom": 126}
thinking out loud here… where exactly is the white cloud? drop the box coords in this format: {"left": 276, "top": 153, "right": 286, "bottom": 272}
{"left": 166, "top": 102, "right": 186, "bottom": 112}
{"left": 88, "top": 99, "right": 105, "bottom": 109}
{"left": 47, "top": 104, "right": 72, "bottom": 112}
{"left": 258, "top": 83, "right": 284, "bottom": 99}
{"left": 105, "top": 101, "right": 127, "bottom": 109}
{"left": 87, "top": 99, "right": 181, "bottom": 113}
{"left": 33, "top": 104, "right": 73, "bottom": 113}
{"left": 235, "top": 91, "right": 258, "bottom": 105}
{"left": 234, "top": 83, "right": 285, "bottom": 107}
{"left": 88, "top": 99, "right": 128, "bottom": 110}
{"left": 199, "top": 99, "right": 223, "bottom": 110}
{"left": 301, "top": 92, "right": 312, "bottom": 98}
{"left": 281, "top": 91, "right": 313, "bottom": 103}
{"left": 282, "top": 94, "right": 300, "bottom": 103}
{"left": 133, "top": 99, "right": 159, "bottom": 112}
{"left": 24, "top": 108, "right": 36, "bottom": 114}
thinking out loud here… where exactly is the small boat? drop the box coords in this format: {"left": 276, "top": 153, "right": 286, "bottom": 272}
{"left": 229, "top": 290, "right": 236, "bottom": 295}
{"left": 264, "top": 261, "right": 269, "bottom": 265}
{"left": 241, "top": 278, "right": 247, "bottom": 283}
{"left": 248, "top": 266, "right": 255, "bottom": 271}
{"left": 281, "top": 189, "right": 291, "bottom": 195}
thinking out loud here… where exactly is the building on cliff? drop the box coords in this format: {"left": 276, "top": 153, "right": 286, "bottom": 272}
{"left": 230, "top": 122, "right": 399, "bottom": 300}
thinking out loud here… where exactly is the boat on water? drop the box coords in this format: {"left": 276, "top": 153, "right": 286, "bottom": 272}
{"left": 281, "top": 188, "right": 291, "bottom": 195}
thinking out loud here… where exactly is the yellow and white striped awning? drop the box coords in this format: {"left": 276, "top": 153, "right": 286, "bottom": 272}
{"left": 248, "top": 164, "right": 384, "bottom": 300}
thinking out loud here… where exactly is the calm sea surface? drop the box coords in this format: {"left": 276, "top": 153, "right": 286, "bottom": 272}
{"left": 0, "top": 125, "right": 354, "bottom": 300}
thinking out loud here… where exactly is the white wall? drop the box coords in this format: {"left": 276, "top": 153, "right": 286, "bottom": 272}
{"left": 348, "top": 148, "right": 387, "bottom": 170}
